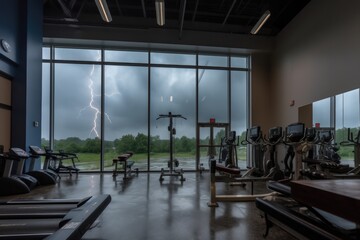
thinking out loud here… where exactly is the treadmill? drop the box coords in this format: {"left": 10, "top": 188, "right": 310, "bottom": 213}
{"left": 9, "top": 147, "right": 56, "bottom": 186}
{"left": 0, "top": 194, "right": 111, "bottom": 240}
{"left": 0, "top": 152, "right": 32, "bottom": 196}
{"left": 0, "top": 196, "right": 91, "bottom": 219}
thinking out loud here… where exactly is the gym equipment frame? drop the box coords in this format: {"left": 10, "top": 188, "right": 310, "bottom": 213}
{"left": 156, "top": 112, "right": 186, "bottom": 182}
{"left": 207, "top": 160, "right": 276, "bottom": 207}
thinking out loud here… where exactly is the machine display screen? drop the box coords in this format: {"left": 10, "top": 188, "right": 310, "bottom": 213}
{"left": 269, "top": 127, "right": 282, "bottom": 142}
{"left": 286, "top": 123, "right": 305, "bottom": 142}
{"left": 249, "top": 126, "right": 260, "bottom": 141}
{"left": 319, "top": 130, "right": 332, "bottom": 142}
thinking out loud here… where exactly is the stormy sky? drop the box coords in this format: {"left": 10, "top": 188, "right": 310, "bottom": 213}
{"left": 41, "top": 49, "right": 248, "bottom": 141}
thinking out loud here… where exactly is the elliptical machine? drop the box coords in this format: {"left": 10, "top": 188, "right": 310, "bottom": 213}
{"left": 282, "top": 123, "right": 305, "bottom": 180}
{"left": 262, "top": 127, "right": 284, "bottom": 180}
{"left": 157, "top": 112, "right": 187, "bottom": 182}
{"left": 337, "top": 128, "right": 360, "bottom": 177}
{"left": 241, "top": 126, "right": 264, "bottom": 177}
{"left": 218, "top": 131, "right": 239, "bottom": 168}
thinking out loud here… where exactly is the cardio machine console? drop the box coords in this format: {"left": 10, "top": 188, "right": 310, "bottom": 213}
{"left": 305, "top": 128, "right": 317, "bottom": 142}
{"left": 286, "top": 123, "right": 305, "bottom": 143}
{"left": 226, "top": 131, "right": 237, "bottom": 144}
{"left": 268, "top": 127, "right": 282, "bottom": 143}
{"left": 249, "top": 126, "right": 261, "bottom": 142}
{"left": 29, "top": 145, "right": 46, "bottom": 155}
{"left": 318, "top": 130, "right": 332, "bottom": 143}
{"left": 9, "top": 148, "right": 29, "bottom": 158}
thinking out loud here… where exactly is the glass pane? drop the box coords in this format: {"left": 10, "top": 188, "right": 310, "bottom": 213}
{"left": 231, "top": 71, "right": 247, "bottom": 168}
{"left": 199, "top": 55, "right": 228, "bottom": 67}
{"left": 150, "top": 67, "right": 196, "bottom": 171}
{"left": 313, "top": 98, "right": 331, "bottom": 127}
{"left": 41, "top": 63, "right": 50, "bottom": 148}
{"left": 104, "top": 66, "right": 148, "bottom": 171}
{"left": 105, "top": 50, "right": 148, "bottom": 63}
{"left": 42, "top": 47, "right": 50, "bottom": 59}
{"left": 150, "top": 52, "right": 196, "bottom": 65}
{"left": 198, "top": 69, "right": 228, "bottom": 122}
{"left": 55, "top": 48, "right": 101, "bottom": 61}
{"left": 231, "top": 56, "right": 247, "bottom": 68}
{"left": 54, "top": 63, "right": 101, "bottom": 171}
{"left": 198, "top": 126, "right": 227, "bottom": 170}
{"left": 343, "top": 89, "right": 360, "bottom": 127}
{"left": 335, "top": 89, "right": 360, "bottom": 166}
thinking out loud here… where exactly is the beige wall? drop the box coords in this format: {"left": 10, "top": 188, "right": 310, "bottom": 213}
{"left": 251, "top": 52, "right": 273, "bottom": 132}
{"left": 271, "top": 0, "right": 360, "bottom": 126}
{"left": 0, "top": 75, "right": 11, "bottom": 151}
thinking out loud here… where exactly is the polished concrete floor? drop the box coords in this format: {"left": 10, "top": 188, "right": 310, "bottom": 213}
{"left": 0, "top": 172, "right": 295, "bottom": 240}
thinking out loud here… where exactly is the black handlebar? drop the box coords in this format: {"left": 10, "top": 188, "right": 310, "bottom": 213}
{"left": 156, "top": 112, "right": 187, "bottom": 120}
{"left": 341, "top": 128, "right": 360, "bottom": 146}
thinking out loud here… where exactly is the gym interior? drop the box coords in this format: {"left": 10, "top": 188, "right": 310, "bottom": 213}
{"left": 0, "top": 0, "right": 360, "bottom": 239}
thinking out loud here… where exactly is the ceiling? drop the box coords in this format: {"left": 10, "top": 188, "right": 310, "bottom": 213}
{"left": 43, "top": 0, "right": 310, "bottom": 37}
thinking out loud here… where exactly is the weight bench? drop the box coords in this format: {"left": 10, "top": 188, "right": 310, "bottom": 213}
{"left": 215, "top": 164, "right": 241, "bottom": 175}
{"left": 112, "top": 152, "right": 138, "bottom": 180}
{"left": 208, "top": 160, "right": 276, "bottom": 206}
{"left": 256, "top": 197, "right": 360, "bottom": 239}
{"left": 266, "top": 181, "right": 291, "bottom": 197}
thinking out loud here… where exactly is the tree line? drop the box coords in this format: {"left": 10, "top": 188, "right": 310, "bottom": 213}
{"left": 41, "top": 127, "right": 359, "bottom": 156}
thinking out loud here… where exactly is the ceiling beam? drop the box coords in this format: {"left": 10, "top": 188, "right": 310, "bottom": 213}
{"left": 236, "top": 0, "right": 249, "bottom": 13}
{"left": 141, "top": 0, "right": 147, "bottom": 18}
{"left": 56, "top": 0, "right": 73, "bottom": 18}
{"left": 222, "top": 0, "right": 237, "bottom": 25}
{"left": 69, "top": 0, "right": 77, "bottom": 9}
{"left": 75, "top": 0, "right": 87, "bottom": 19}
{"left": 115, "top": 0, "right": 123, "bottom": 16}
{"left": 179, "top": 0, "right": 187, "bottom": 39}
{"left": 192, "top": 0, "right": 199, "bottom": 22}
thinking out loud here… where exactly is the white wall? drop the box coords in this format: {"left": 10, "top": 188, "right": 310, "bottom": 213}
{"left": 271, "top": 0, "right": 360, "bottom": 126}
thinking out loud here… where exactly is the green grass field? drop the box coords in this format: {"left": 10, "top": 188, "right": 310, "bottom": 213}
{"left": 54, "top": 146, "right": 354, "bottom": 171}
{"left": 67, "top": 149, "right": 247, "bottom": 170}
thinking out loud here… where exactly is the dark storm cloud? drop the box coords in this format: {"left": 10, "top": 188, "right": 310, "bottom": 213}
{"left": 42, "top": 49, "right": 249, "bottom": 140}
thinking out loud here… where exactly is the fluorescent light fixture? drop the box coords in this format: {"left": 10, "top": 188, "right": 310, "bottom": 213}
{"left": 155, "top": 0, "right": 165, "bottom": 26}
{"left": 95, "top": 0, "right": 112, "bottom": 22}
{"left": 250, "top": 10, "right": 271, "bottom": 35}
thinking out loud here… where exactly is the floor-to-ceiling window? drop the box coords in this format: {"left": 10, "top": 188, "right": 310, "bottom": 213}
{"left": 230, "top": 65, "right": 248, "bottom": 168}
{"left": 198, "top": 62, "right": 228, "bottom": 169}
{"left": 150, "top": 67, "right": 196, "bottom": 171}
{"left": 104, "top": 64, "right": 148, "bottom": 171}
{"left": 312, "top": 89, "right": 360, "bottom": 167}
{"left": 42, "top": 45, "right": 250, "bottom": 172}
{"left": 335, "top": 89, "right": 360, "bottom": 165}
{"left": 149, "top": 52, "right": 196, "bottom": 171}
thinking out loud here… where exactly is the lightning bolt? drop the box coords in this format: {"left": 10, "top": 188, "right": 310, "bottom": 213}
{"left": 78, "top": 51, "right": 117, "bottom": 138}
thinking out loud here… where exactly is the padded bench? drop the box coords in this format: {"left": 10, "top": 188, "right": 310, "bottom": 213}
{"left": 256, "top": 197, "right": 360, "bottom": 240}
{"left": 267, "top": 181, "right": 291, "bottom": 196}
{"left": 215, "top": 164, "right": 241, "bottom": 175}
{"left": 112, "top": 152, "right": 138, "bottom": 180}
